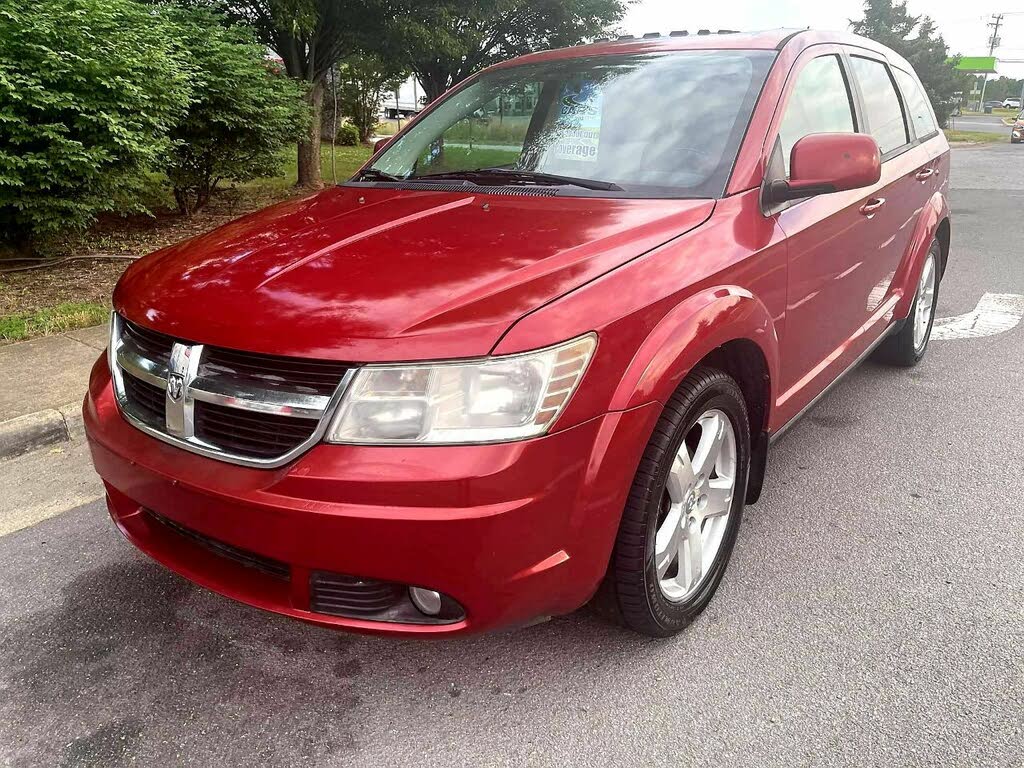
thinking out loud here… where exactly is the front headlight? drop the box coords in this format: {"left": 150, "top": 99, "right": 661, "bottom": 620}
{"left": 326, "top": 334, "right": 597, "bottom": 445}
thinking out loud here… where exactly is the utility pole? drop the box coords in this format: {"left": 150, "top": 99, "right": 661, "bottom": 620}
{"left": 978, "top": 13, "right": 1003, "bottom": 110}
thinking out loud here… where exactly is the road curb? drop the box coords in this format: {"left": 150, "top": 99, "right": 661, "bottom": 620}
{"left": 0, "top": 402, "right": 83, "bottom": 461}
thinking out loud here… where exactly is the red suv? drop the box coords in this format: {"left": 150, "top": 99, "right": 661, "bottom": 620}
{"left": 85, "top": 29, "right": 950, "bottom": 637}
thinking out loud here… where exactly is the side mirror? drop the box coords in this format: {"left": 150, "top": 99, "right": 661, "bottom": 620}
{"left": 372, "top": 137, "right": 392, "bottom": 155}
{"left": 768, "top": 133, "right": 881, "bottom": 204}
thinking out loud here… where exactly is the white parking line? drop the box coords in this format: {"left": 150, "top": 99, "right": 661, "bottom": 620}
{"left": 933, "top": 293, "right": 1024, "bottom": 340}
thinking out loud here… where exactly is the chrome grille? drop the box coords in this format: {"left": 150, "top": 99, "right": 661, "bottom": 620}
{"left": 121, "top": 319, "right": 176, "bottom": 363}
{"left": 110, "top": 314, "right": 354, "bottom": 467}
{"left": 199, "top": 347, "right": 348, "bottom": 397}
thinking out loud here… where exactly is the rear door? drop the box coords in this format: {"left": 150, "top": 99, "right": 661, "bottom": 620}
{"left": 844, "top": 53, "right": 927, "bottom": 310}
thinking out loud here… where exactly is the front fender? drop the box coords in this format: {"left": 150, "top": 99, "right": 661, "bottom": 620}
{"left": 610, "top": 286, "right": 780, "bottom": 414}
{"left": 893, "top": 192, "right": 948, "bottom": 320}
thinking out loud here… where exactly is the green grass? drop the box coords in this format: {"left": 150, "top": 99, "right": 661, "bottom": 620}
{"left": 962, "top": 108, "right": 1018, "bottom": 117}
{"left": 424, "top": 146, "right": 523, "bottom": 172}
{"left": 0, "top": 302, "right": 108, "bottom": 343}
{"left": 944, "top": 129, "right": 1005, "bottom": 144}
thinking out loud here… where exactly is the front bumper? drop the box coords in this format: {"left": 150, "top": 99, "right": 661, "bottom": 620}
{"left": 84, "top": 358, "right": 659, "bottom": 636}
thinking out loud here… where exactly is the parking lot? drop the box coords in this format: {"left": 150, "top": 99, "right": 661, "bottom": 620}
{"left": 2, "top": 142, "right": 1023, "bottom": 767}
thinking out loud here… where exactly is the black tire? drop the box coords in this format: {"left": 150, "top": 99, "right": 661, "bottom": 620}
{"left": 595, "top": 366, "right": 750, "bottom": 637}
{"left": 873, "top": 239, "right": 941, "bottom": 367}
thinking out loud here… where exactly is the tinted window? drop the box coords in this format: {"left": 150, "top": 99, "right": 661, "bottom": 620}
{"left": 894, "top": 68, "right": 937, "bottom": 138}
{"left": 778, "top": 56, "right": 856, "bottom": 175}
{"left": 850, "top": 56, "right": 909, "bottom": 154}
{"left": 369, "top": 51, "right": 776, "bottom": 198}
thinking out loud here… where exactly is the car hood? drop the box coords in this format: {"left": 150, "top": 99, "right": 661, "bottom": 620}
{"left": 115, "top": 186, "right": 714, "bottom": 361}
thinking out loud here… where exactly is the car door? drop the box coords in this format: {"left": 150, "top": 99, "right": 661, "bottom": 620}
{"left": 844, "top": 52, "right": 928, "bottom": 307}
{"left": 767, "top": 48, "right": 905, "bottom": 416}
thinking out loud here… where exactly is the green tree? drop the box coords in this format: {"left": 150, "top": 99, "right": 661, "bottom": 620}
{"left": 334, "top": 55, "right": 408, "bottom": 143}
{"left": 850, "top": 0, "right": 960, "bottom": 127}
{"left": 399, "top": 0, "right": 629, "bottom": 103}
{"left": 208, "top": 0, "right": 394, "bottom": 188}
{"left": 0, "top": 0, "right": 190, "bottom": 249}
{"left": 983, "top": 76, "right": 1024, "bottom": 105}
{"left": 162, "top": 7, "right": 307, "bottom": 214}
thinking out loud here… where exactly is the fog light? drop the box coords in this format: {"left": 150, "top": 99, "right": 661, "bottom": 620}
{"left": 409, "top": 587, "right": 442, "bottom": 616}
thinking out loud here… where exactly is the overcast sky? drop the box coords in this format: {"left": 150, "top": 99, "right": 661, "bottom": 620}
{"left": 623, "top": 0, "right": 1024, "bottom": 78}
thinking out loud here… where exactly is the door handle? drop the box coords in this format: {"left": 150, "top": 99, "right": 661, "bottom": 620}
{"left": 860, "top": 198, "right": 886, "bottom": 216}
{"left": 915, "top": 168, "right": 935, "bottom": 181}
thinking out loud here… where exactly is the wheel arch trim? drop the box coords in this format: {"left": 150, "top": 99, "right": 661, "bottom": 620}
{"left": 893, "top": 192, "right": 948, "bottom": 320}
{"left": 609, "top": 286, "right": 780, "bottom": 421}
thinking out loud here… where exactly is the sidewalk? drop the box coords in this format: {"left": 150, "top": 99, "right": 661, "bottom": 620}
{"left": 0, "top": 324, "right": 106, "bottom": 460}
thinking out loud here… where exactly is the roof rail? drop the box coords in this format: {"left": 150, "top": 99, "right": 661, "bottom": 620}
{"left": 774, "top": 28, "right": 806, "bottom": 50}
{"left": 697, "top": 29, "right": 711, "bottom": 35}
{"left": 642, "top": 32, "right": 661, "bottom": 39}
{"left": 669, "top": 30, "right": 688, "bottom": 36}
{"left": 617, "top": 34, "right": 634, "bottom": 40}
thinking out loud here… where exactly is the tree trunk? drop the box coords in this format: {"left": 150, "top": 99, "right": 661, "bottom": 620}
{"left": 420, "top": 75, "right": 448, "bottom": 105}
{"left": 297, "top": 78, "right": 325, "bottom": 189}
{"left": 173, "top": 187, "right": 193, "bottom": 217}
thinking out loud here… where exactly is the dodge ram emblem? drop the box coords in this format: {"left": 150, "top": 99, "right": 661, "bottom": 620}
{"left": 167, "top": 373, "right": 185, "bottom": 402}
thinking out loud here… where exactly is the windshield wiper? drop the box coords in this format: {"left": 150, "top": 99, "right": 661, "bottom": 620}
{"left": 415, "top": 168, "right": 622, "bottom": 192}
{"left": 353, "top": 168, "right": 403, "bottom": 182}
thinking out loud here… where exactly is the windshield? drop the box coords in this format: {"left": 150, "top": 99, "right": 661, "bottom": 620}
{"left": 360, "top": 50, "right": 776, "bottom": 198}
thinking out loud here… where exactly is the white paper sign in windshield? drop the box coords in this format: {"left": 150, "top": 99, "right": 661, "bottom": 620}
{"left": 552, "top": 82, "right": 603, "bottom": 162}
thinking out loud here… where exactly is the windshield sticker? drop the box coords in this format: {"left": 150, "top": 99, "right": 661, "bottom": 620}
{"left": 552, "top": 81, "right": 603, "bottom": 162}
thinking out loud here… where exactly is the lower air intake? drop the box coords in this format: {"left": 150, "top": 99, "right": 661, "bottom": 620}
{"left": 309, "top": 571, "right": 405, "bottom": 617}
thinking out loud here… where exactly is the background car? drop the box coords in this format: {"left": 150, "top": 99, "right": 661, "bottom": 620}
{"left": 1012, "top": 113, "right": 1023, "bottom": 144}
{"left": 1002, "top": 97, "right": 1021, "bottom": 110}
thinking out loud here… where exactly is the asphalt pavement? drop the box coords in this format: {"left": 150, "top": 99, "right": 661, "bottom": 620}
{"left": 949, "top": 113, "right": 1013, "bottom": 135}
{"left": 2, "top": 144, "right": 1023, "bottom": 767}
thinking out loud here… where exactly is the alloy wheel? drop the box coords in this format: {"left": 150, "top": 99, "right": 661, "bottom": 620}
{"left": 913, "top": 253, "right": 937, "bottom": 351}
{"left": 654, "top": 409, "right": 737, "bottom": 602}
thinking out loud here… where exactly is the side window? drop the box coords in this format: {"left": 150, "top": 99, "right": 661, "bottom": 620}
{"left": 894, "top": 68, "right": 937, "bottom": 138}
{"left": 850, "top": 56, "right": 909, "bottom": 154}
{"left": 778, "top": 56, "right": 856, "bottom": 176}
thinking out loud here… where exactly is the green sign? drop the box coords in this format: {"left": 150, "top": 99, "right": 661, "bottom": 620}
{"left": 954, "top": 56, "right": 997, "bottom": 74}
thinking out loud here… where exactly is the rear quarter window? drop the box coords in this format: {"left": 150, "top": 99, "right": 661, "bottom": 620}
{"left": 850, "top": 56, "right": 909, "bottom": 154}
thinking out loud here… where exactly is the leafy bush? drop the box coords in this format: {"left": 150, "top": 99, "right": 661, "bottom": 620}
{"left": 335, "top": 123, "right": 361, "bottom": 146}
{"left": 0, "top": 0, "right": 190, "bottom": 248}
{"left": 162, "top": 8, "right": 308, "bottom": 215}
